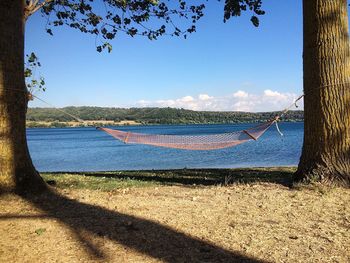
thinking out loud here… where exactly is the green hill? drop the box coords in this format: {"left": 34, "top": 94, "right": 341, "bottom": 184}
{"left": 26, "top": 107, "right": 303, "bottom": 127}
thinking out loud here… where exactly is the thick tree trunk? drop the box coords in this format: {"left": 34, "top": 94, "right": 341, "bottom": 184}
{"left": 295, "top": 0, "right": 350, "bottom": 185}
{"left": 0, "top": 0, "right": 46, "bottom": 193}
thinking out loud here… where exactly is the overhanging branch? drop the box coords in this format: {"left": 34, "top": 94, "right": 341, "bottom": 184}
{"left": 25, "top": 0, "right": 53, "bottom": 20}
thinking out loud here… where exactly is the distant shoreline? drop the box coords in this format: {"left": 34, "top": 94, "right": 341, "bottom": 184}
{"left": 26, "top": 120, "right": 141, "bottom": 128}
{"left": 27, "top": 106, "right": 304, "bottom": 128}
{"left": 26, "top": 119, "right": 303, "bottom": 128}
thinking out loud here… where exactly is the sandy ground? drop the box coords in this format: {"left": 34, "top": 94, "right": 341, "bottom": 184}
{"left": 0, "top": 183, "right": 349, "bottom": 263}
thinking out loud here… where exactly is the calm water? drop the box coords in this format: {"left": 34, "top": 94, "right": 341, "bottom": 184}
{"left": 27, "top": 122, "right": 303, "bottom": 172}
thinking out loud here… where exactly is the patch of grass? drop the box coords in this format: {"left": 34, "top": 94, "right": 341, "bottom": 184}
{"left": 41, "top": 173, "right": 160, "bottom": 191}
{"left": 35, "top": 228, "right": 46, "bottom": 235}
{"left": 41, "top": 167, "right": 296, "bottom": 191}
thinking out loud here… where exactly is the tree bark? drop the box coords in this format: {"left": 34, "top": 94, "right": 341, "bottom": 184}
{"left": 295, "top": 0, "right": 350, "bottom": 185}
{"left": 0, "top": 0, "right": 46, "bottom": 194}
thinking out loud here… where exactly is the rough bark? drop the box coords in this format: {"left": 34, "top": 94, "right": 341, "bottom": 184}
{"left": 0, "top": 0, "right": 46, "bottom": 194}
{"left": 295, "top": 0, "right": 350, "bottom": 186}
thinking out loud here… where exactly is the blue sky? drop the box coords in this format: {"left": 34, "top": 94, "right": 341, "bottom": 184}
{"left": 26, "top": 0, "right": 304, "bottom": 111}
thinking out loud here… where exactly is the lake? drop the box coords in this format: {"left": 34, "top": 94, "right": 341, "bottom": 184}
{"left": 27, "top": 122, "right": 303, "bottom": 172}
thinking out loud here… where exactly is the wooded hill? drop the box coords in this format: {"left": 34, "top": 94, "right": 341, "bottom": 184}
{"left": 27, "top": 107, "right": 304, "bottom": 127}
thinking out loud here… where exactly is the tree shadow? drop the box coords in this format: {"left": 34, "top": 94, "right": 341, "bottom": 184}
{"left": 51, "top": 168, "right": 294, "bottom": 188}
{"left": 5, "top": 188, "right": 269, "bottom": 262}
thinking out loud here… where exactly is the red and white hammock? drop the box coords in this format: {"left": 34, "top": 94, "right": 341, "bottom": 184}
{"left": 97, "top": 120, "right": 276, "bottom": 150}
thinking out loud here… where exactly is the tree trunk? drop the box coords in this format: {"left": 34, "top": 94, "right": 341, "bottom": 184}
{"left": 0, "top": 0, "right": 46, "bottom": 194}
{"left": 295, "top": 0, "right": 350, "bottom": 186}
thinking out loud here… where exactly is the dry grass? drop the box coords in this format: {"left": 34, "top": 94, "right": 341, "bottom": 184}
{"left": 0, "top": 168, "right": 349, "bottom": 263}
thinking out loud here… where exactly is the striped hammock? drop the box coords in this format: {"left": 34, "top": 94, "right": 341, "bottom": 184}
{"left": 97, "top": 120, "right": 275, "bottom": 150}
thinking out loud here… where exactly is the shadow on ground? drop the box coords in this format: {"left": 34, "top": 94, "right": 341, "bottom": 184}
{"left": 50, "top": 168, "right": 295, "bottom": 187}
{"left": 8, "top": 188, "right": 268, "bottom": 262}
{"left": 1, "top": 168, "right": 295, "bottom": 261}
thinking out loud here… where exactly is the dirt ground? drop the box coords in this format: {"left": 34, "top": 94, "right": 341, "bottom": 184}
{"left": 0, "top": 183, "right": 349, "bottom": 263}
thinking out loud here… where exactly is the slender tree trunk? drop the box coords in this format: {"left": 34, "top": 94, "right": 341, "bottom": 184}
{"left": 0, "top": 0, "right": 46, "bottom": 194}
{"left": 295, "top": 0, "right": 350, "bottom": 185}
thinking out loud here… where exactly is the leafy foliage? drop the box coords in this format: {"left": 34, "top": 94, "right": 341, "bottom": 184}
{"left": 25, "top": 52, "right": 46, "bottom": 94}
{"left": 40, "top": 0, "right": 206, "bottom": 52}
{"left": 27, "top": 1, "right": 265, "bottom": 52}
{"left": 223, "top": 0, "right": 265, "bottom": 26}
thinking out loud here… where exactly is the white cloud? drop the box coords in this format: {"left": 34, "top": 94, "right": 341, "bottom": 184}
{"left": 199, "top": 94, "right": 213, "bottom": 100}
{"left": 136, "top": 90, "right": 302, "bottom": 112}
{"left": 180, "top": 96, "right": 194, "bottom": 102}
{"left": 264, "top": 89, "right": 288, "bottom": 100}
{"left": 233, "top": 90, "right": 249, "bottom": 98}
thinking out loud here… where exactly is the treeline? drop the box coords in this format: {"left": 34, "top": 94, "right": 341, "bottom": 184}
{"left": 27, "top": 106, "right": 304, "bottom": 125}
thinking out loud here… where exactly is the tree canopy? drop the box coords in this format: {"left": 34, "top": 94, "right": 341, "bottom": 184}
{"left": 25, "top": 0, "right": 265, "bottom": 52}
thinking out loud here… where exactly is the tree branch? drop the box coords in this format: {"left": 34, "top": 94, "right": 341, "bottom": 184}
{"left": 25, "top": 0, "right": 53, "bottom": 20}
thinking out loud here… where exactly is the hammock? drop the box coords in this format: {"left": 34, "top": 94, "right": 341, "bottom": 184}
{"left": 97, "top": 120, "right": 276, "bottom": 150}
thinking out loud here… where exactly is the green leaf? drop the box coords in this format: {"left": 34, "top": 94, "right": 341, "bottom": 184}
{"left": 250, "top": 16, "right": 259, "bottom": 27}
{"left": 107, "top": 43, "right": 112, "bottom": 53}
{"left": 25, "top": 52, "right": 46, "bottom": 93}
{"left": 28, "top": 52, "right": 37, "bottom": 63}
{"left": 35, "top": 228, "right": 46, "bottom": 235}
{"left": 46, "top": 29, "right": 53, "bottom": 36}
